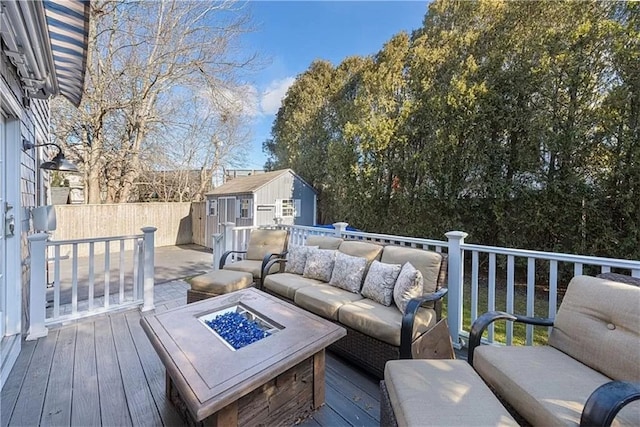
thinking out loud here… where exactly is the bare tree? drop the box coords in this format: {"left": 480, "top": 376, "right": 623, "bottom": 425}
{"left": 51, "top": 0, "right": 257, "bottom": 203}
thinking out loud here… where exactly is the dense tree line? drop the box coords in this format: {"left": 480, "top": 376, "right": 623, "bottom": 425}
{"left": 264, "top": 0, "right": 639, "bottom": 260}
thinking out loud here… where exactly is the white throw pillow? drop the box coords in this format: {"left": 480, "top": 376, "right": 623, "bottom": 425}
{"left": 393, "top": 262, "right": 424, "bottom": 313}
{"left": 329, "top": 252, "right": 368, "bottom": 293}
{"left": 285, "top": 245, "right": 318, "bottom": 275}
{"left": 360, "top": 260, "right": 402, "bottom": 306}
{"left": 303, "top": 248, "right": 337, "bottom": 282}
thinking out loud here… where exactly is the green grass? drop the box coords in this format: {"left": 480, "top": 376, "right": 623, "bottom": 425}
{"left": 444, "top": 280, "right": 558, "bottom": 346}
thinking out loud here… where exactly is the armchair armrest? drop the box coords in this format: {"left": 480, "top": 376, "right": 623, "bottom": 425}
{"left": 399, "top": 287, "right": 449, "bottom": 359}
{"left": 219, "top": 250, "right": 247, "bottom": 269}
{"left": 260, "top": 251, "right": 287, "bottom": 288}
{"left": 581, "top": 381, "right": 640, "bottom": 427}
{"left": 468, "top": 311, "right": 554, "bottom": 366}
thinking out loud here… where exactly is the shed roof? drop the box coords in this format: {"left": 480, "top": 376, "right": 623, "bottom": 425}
{"left": 207, "top": 169, "right": 317, "bottom": 196}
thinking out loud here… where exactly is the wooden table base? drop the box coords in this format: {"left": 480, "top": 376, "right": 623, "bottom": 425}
{"left": 167, "top": 350, "right": 326, "bottom": 426}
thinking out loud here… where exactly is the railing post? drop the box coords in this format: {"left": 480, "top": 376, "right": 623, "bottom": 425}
{"left": 223, "top": 222, "right": 235, "bottom": 253}
{"left": 333, "top": 222, "right": 348, "bottom": 237}
{"left": 141, "top": 227, "right": 157, "bottom": 312}
{"left": 445, "top": 230, "right": 468, "bottom": 348}
{"left": 27, "top": 233, "right": 49, "bottom": 340}
{"left": 212, "top": 233, "right": 223, "bottom": 270}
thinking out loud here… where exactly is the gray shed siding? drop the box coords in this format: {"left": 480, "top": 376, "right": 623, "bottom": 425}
{"left": 254, "top": 173, "right": 316, "bottom": 226}
{"left": 207, "top": 193, "right": 254, "bottom": 234}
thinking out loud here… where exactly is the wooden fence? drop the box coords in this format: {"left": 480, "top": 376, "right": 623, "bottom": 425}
{"left": 53, "top": 203, "right": 192, "bottom": 256}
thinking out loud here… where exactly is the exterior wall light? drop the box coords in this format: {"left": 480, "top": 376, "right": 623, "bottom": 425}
{"left": 22, "top": 140, "right": 79, "bottom": 172}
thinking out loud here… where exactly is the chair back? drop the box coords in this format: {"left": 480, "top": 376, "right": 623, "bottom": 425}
{"left": 548, "top": 275, "right": 640, "bottom": 381}
{"left": 245, "top": 229, "right": 289, "bottom": 261}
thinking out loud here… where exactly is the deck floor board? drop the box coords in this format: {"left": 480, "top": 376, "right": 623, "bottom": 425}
{"left": 2, "top": 281, "right": 383, "bottom": 427}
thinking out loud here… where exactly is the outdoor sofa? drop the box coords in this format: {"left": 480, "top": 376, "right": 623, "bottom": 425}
{"left": 261, "top": 236, "right": 452, "bottom": 378}
{"left": 468, "top": 275, "right": 640, "bottom": 426}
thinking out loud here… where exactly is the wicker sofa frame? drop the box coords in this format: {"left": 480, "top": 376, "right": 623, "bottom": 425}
{"left": 261, "top": 246, "right": 449, "bottom": 379}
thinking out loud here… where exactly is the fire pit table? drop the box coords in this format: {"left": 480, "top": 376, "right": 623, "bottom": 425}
{"left": 140, "top": 288, "right": 346, "bottom": 426}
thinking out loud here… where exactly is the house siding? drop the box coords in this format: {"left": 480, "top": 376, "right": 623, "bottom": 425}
{"left": 1, "top": 49, "right": 50, "bottom": 335}
{"left": 254, "top": 173, "right": 316, "bottom": 226}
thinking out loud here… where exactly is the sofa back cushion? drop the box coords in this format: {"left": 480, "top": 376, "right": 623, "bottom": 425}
{"left": 306, "top": 236, "right": 343, "bottom": 250}
{"left": 245, "top": 229, "right": 289, "bottom": 260}
{"left": 338, "top": 241, "right": 383, "bottom": 264}
{"left": 381, "top": 246, "right": 443, "bottom": 294}
{"left": 548, "top": 275, "right": 640, "bottom": 381}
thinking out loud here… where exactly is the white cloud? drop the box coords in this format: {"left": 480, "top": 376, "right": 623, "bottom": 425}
{"left": 260, "top": 77, "right": 295, "bottom": 115}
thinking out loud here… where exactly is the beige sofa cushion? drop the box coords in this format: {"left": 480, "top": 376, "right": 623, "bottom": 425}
{"left": 306, "top": 235, "right": 343, "bottom": 250}
{"left": 263, "top": 273, "right": 324, "bottom": 300}
{"left": 294, "top": 284, "right": 363, "bottom": 320}
{"left": 223, "top": 259, "right": 278, "bottom": 279}
{"left": 338, "top": 240, "right": 383, "bottom": 264}
{"left": 338, "top": 299, "right": 435, "bottom": 346}
{"left": 381, "top": 246, "right": 442, "bottom": 294}
{"left": 548, "top": 275, "right": 640, "bottom": 382}
{"left": 385, "top": 360, "right": 518, "bottom": 427}
{"left": 474, "top": 345, "right": 640, "bottom": 426}
{"left": 245, "top": 229, "right": 288, "bottom": 260}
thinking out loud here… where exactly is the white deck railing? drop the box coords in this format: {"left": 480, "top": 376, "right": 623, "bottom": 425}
{"left": 220, "top": 222, "right": 640, "bottom": 348}
{"left": 27, "top": 227, "right": 156, "bottom": 340}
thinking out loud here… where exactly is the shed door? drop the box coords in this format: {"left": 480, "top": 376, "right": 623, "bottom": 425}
{"left": 218, "top": 197, "right": 236, "bottom": 228}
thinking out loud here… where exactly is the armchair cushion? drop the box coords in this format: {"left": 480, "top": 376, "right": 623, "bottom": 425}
{"left": 302, "top": 248, "right": 337, "bottom": 282}
{"left": 245, "top": 229, "right": 288, "bottom": 260}
{"left": 393, "top": 262, "right": 424, "bottom": 313}
{"left": 329, "top": 252, "right": 368, "bottom": 293}
{"left": 223, "top": 259, "right": 277, "bottom": 278}
{"left": 474, "top": 345, "right": 640, "bottom": 426}
{"left": 338, "top": 299, "right": 435, "bottom": 346}
{"left": 548, "top": 275, "right": 640, "bottom": 382}
{"left": 360, "top": 260, "right": 402, "bottom": 306}
{"left": 381, "top": 246, "right": 443, "bottom": 294}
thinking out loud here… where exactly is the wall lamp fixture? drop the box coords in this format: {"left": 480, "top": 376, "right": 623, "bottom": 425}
{"left": 22, "top": 140, "right": 79, "bottom": 172}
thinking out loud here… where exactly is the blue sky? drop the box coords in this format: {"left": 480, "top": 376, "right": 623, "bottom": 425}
{"left": 239, "top": 1, "right": 429, "bottom": 169}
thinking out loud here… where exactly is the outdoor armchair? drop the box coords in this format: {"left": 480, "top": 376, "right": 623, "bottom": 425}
{"left": 219, "top": 228, "right": 289, "bottom": 288}
{"left": 468, "top": 275, "right": 640, "bottom": 426}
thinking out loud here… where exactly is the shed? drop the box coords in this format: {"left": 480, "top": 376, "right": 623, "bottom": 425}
{"left": 205, "top": 169, "right": 318, "bottom": 233}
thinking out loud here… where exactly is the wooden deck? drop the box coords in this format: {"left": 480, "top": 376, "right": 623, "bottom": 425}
{"left": 1, "top": 282, "right": 381, "bottom": 427}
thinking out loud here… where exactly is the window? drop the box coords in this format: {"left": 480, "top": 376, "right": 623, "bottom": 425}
{"left": 277, "top": 199, "right": 301, "bottom": 218}
{"left": 208, "top": 199, "right": 217, "bottom": 216}
{"left": 240, "top": 198, "right": 253, "bottom": 219}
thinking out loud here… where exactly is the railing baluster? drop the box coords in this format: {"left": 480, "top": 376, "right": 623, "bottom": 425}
{"left": 574, "top": 263, "right": 583, "bottom": 276}
{"left": 72, "top": 243, "right": 78, "bottom": 315}
{"left": 488, "top": 253, "right": 496, "bottom": 342}
{"left": 548, "top": 260, "right": 558, "bottom": 337}
{"left": 88, "top": 242, "right": 95, "bottom": 311}
{"left": 53, "top": 245, "right": 61, "bottom": 319}
{"left": 506, "top": 255, "right": 515, "bottom": 345}
{"left": 104, "top": 241, "right": 110, "bottom": 309}
{"left": 526, "top": 258, "right": 536, "bottom": 346}
{"left": 133, "top": 239, "right": 140, "bottom": 301}
{"left": 119, "top": 239, "right": 125, "bottom": 304}
{"left": 471, "top": 251, "right": 479, "bottom": 324}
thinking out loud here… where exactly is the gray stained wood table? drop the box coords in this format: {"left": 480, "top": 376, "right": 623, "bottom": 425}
{"left": 140, "top": 288, "right": 346, "bottom": 426}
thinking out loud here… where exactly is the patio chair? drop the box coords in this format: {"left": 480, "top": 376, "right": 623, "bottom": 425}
{"left": 219, "top": 228, "right": 289, "bottom": 288}
{"left": 468, "top": 275, "right": 640, "bottom": 426}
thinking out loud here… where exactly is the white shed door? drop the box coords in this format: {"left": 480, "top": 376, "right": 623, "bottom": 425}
{"left": 0, "top": 114, "right": 6, "bottom": 338}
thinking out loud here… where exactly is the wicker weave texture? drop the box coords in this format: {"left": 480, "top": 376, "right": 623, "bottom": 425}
{"left": 186, "top": 289, "right": 219, "bottom": 304}
{"left": 379, "top": 380, "right": 399, "bottom": 427}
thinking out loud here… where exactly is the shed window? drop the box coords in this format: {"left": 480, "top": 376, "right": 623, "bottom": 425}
{"left": 277, "top": 199, "right": 301, "bottom": 218}
{"left": 240, "top": 198, "right": 253, "bottom": 219}
{"left": 208, "top": 199, "right": 218, "bottom": 216}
